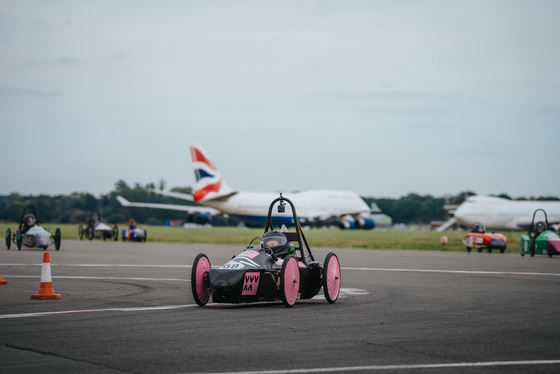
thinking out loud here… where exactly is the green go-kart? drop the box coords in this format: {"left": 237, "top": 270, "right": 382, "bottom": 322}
{"left": 519, "top": 209, "right": 560, "bottom": 258}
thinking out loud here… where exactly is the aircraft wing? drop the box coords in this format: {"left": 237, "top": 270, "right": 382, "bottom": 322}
{"left": 146, "top": 189, "right": 194, "bottom": 201}
{"left": 116, "top": 196, "right": 219, "bottom": 215}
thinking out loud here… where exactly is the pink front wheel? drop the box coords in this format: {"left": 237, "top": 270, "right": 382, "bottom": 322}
{"left": 323, "top": 252, "right": 341, "bottom": 304}
{"left": 280, "top": 255, "right": 300, "bottom": 307}
{"left": 191, "top": 253, "right": 211, "bottom": 306}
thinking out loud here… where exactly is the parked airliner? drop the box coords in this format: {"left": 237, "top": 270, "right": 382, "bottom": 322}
{"left": 437, "top": 195, "right": 560, "bottom": 231}
{"left": 117, "top": 142, "right": 378, "bottom": 229}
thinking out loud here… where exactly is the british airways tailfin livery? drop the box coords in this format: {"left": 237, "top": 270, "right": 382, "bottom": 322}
{"left": 118, "top": 142, "right": 378, "bottom": 229}
{"left": 190, "top": 142, "right": 234, "bottom": 202}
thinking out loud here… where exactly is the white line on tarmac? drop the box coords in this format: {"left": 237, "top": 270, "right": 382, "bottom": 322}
{"left": 2, "top": 277, "right": 365, "bottom": 296}
{"left": 0, "top": 304, "right": 201, "bottom": 319}
{"left": 0, "top": 287, "right": 368, "bottom": 319}
{"left": 1, "top": 264, "right": 191, "bottom": 268}
{"left": 3, "top": 275, "right": 189, "bottom": 282}
{"left": 3, "top": 263, "right": 560, "bottom": 277}
{"left": 342, "top": 267, "right": 560, "bottom": 277}
{"left": 187, "top": 360, "right": 560, "bottom": 373}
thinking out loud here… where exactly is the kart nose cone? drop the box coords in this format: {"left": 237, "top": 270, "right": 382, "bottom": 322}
{"left": 209, "top": 270, "right": 245, "bottom": 303}
{"left": 213, "top": 280, "right": 232, "bottom": 300}
{"left": 488, "top": 239, "right": 507, "bottom": 251}
{"left": 547, "top": 240, "right": 560, "bottom": 255}
{"left": 214, "top": 280, "right": 227, "bottom": 288}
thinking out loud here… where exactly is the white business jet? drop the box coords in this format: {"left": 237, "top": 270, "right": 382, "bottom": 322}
{"left": 437, "top": 195, "right": 560, "bottom": 231}
{"left": 117, "top": 142, "right": 377, "bottom": 229}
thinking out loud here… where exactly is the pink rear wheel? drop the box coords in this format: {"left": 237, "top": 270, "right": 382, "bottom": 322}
{"left": 280, "top": 255, "right": 299, "bottom": 307}
{"left": 323, "top": 252, "right": 340, "bottom": 304}
{"left": 191, "top": 253, "right": 211, "bottom": 306}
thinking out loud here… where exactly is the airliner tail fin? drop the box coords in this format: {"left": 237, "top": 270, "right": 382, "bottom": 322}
{"left": 189, "top": 142, "right": 235, "bottom": 202}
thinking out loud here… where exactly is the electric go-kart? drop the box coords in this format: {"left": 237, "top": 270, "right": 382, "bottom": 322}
{"left": 121, "top": 219, "right": 147, "bottom": 242}
{"left": 519, "top": 209, "right": 560, "bottom": 258}
{"left": 191, "top": 194, "right": 341, "bottom": 308}
{"left": 5, "top": 205, "right": 61, "bottom": 251}
{"left": 462, "top": 222, "right": 507, "bottom": 253}
{"left": 78, "top": 210, "right": 118, "bottom": 241}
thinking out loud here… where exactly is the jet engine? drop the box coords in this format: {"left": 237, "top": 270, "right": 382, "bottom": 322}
{"left": 355, "top": 217, "right": 375, "bottom": 230}
{"left": 187, "top": 213, "right": 211, "bottom": 225}
{"left": 338, "top": 216, "right": 356, "bottom": 230}
{"left": 338, "top": 215, "right": 375, "bottom": 230}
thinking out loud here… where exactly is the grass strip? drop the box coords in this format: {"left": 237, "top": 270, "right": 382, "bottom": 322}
{"left": 0, "top": 223, "right": 525, "bottom": 253}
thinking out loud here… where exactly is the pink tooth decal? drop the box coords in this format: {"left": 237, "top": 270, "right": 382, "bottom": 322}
{"left": 242, "top": 272, "right": 260, "bottom": 295}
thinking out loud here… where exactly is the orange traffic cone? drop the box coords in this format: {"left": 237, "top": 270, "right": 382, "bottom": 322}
{"left": 31, "top": 253, "right": 61, "bottom": 299}
{"left": 0, "top": 244, "right": 6, "bottom": 284}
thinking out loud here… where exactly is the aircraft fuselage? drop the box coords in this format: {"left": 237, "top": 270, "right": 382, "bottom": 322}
{"left": 454, "top": 196, "right": 560, "bottom": 230}
{"left": 203, "top": 190, "right": 371, "bottom": 227}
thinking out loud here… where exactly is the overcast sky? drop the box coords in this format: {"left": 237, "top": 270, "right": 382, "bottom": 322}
{"left": 1, "top": 1, "right": 558, "bottom": 199}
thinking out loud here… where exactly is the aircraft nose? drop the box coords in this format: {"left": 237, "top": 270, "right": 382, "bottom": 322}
{"left": 453, "top": 204, "right": 469, "bottom": 225}
{"left": 454, "top": 206, "right": 464, "bottom": 220}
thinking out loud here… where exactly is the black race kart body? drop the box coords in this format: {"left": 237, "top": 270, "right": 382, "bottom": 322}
{"left": 191, "top": 194, "right": 341, "bottom": 307}
{"left": 5, "top": 205, "right": 61, "bottom": 251}
{"left": 208, "top": 247, "right": 323, "bottom": 304}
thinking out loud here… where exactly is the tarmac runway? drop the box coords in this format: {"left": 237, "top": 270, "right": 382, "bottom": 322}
{"left": 1, "top": 240, "right": 560, "bottom": 373}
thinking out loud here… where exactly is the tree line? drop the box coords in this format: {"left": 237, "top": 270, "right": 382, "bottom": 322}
{"left": 0, "top": 180, "right": 237, "bottom": 226}
{"left": 0, "top": 181, "right": 558, "bottom": 225}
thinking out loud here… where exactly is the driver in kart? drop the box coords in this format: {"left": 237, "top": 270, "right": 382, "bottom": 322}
{"left": 22, "top": 213, "right": 36, "bottom": 233}
{"left": 472, "top": 223, "right": 485, "bottom": 234}
{"left": 535, "top": 221, "right": 547, "bottom": 236}
{"left": 128, "top": 219, "right": 137, "bottom": 241}
{"left": 261, "top": 231, "right": 293, "bottom": 258}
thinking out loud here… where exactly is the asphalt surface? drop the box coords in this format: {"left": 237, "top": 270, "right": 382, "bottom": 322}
{"left": 1, "top": 240, "right": 560, "bottom": 374}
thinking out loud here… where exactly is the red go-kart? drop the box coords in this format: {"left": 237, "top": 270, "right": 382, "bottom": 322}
{"left": 462, "top": 222, "right": 507, "bottom": 253}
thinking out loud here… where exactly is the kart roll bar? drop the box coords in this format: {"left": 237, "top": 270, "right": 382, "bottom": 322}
{"left": 264, "top": 194, "right": 314, "bottom": 265}
{"left": 528, "top": 209, "right": 549, "bottom": 236}
{"left": 19, "top": 205, "right": 39, "bottom": 232}
{"left": 88, "top": 210, "right": 102, "bottom": 225}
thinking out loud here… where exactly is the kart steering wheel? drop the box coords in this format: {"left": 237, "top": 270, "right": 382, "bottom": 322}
{"left": 262, "top": 245, "right": 278, "bottom": 261}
